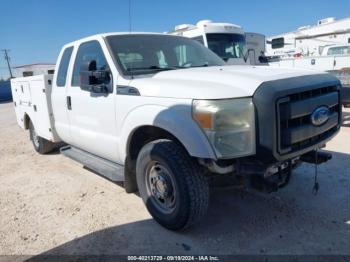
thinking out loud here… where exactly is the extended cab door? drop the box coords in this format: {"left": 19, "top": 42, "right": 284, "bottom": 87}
{"left": 51, "top": 46, "right": 74, "bottom": 143}
{"left": 65, "top": 40, "right": 118, "bottom": 162}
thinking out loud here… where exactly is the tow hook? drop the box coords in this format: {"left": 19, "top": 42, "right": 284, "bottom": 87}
{"left": 300, "top": 150, "right": 332, "bottom": 165}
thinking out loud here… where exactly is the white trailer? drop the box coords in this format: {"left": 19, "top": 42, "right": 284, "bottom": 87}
{"left": 266, "top": 17, "right": 350, "bottom": 58}
{"left": 245, "top": 32, "right": 266, "bottom": 65}
{"left": 265, "top": 16, "right": 350, "bottom": 85}
{"left": 169, "top": 20, "right": 266, "bottom": 65}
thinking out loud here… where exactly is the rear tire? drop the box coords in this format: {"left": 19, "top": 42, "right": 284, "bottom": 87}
{"left": 29, "top": 121, "right": 55, "bottom": 154}
{"left": 136, "top": 139, "right": 209, "bottom": 230}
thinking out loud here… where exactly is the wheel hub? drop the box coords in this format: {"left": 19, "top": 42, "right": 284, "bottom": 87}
{"left": 153, "top": 174, "right": 172, "bottom": 198}
{"left": 147, "top": 162, "right": 176, "bottom": 213}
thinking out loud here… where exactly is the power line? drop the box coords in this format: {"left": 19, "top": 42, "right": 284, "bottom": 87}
{"left": 2, "top": 49, "right": 13, "bottom": 78}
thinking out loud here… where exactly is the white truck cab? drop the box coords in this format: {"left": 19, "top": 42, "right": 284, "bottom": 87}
{"left": 170, "top": 20, "right": 266, "bottom": 65}
{"left": 11, "top": 33, "right": 341, "bottom": 230}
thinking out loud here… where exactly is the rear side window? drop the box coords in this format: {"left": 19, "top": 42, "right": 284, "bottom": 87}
{"left": 56, "top": 47, "right": 73, "bottom": 87}
{"left": 71, "top": 41, "right": 109, "bottom": 86}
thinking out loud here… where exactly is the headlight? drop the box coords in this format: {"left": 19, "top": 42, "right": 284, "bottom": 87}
{"left": 192, "top": 98, "right": 255, "bottom": 158}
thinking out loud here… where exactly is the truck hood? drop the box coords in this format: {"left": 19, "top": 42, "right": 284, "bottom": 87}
{"left": 129, "top": 65, "right": 327, "bottom": 99}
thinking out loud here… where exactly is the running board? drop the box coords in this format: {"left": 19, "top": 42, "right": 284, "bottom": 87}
{"left": 60, "top": 146, "right": 124, "bottom": 182}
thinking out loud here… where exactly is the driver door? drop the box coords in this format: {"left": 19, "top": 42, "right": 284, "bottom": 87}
{"left": 66, "top": 40, "right": 118, "bottom": 162}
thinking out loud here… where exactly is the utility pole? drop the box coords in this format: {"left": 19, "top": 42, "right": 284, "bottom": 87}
{"left": 2, "top": 49, "right": 13, "bottom": 78}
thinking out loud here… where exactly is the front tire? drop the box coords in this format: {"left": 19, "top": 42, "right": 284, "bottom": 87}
{"left": 29, "top": 121, "right": 55, "bottom": 154}
{"left": 136, "top": 139, "right": 209, "bottom": 231}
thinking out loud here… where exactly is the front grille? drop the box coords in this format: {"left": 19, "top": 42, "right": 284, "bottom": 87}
{"left": 276, "top": 86, "right": 340, "bottom": 154}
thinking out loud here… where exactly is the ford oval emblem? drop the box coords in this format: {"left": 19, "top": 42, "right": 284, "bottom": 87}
{"left": 311, "top": 106, "right": 330, "bottom": 126}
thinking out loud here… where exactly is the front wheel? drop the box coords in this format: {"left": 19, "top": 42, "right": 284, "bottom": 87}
{"left": 29, "top": 121, "right": 55, "bottom": 154}
{"left": 136, "top": 139, "right": 209, "bottom": 230}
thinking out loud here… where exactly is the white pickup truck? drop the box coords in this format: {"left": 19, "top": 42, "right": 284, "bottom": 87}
{"left": 11, "top": 33, "right": 341, "bottom": 230}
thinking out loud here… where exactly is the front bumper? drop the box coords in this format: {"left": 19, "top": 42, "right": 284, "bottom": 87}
{"left": 236, "top": 150, "right": 331, "bottom": 193}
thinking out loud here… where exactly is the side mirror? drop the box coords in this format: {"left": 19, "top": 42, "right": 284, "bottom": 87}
{"left": 79, "top": 60, "right": 110, "bottom": 93}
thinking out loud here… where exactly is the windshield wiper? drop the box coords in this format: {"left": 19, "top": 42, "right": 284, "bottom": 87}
{"left": 188, "top": 63, "right": 209, "bottom": 68}
{"left": 127, "top": 65, "right": 177, "bottom": 72}
{"left": 127, "top": 63, "right": 211, "bottom": 73}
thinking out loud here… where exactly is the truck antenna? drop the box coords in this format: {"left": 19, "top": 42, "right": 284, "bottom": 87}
{"left": 128, "top": 0, "right": 132, "bottom": 33}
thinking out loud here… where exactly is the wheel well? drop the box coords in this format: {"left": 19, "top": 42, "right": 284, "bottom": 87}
{"left": 124, "top": 125, "right": 188, "bottom": 193}
{"left": 23, "top": 114, "right": 30, "bottom": 130}
{"left": 128, "top": 125, "right": 185, "bottom": 162}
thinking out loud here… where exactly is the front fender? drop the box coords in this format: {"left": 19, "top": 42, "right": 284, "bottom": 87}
{"left": 118, "top": 104, "right": 216, "bottom": 162}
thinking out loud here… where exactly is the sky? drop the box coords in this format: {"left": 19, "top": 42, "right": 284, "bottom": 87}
{"left": 1, "top": 0, "right": 350, "bottom": 79}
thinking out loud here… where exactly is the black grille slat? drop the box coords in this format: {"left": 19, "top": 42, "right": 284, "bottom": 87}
{"left": 277, "top": 86, "right": 340, "bottom": 154}
{"left": 279, "top": 92, "right": 339, "bottom": 121}
{"left": 289, "top": 126, "right": 338, "bottom": 152}
{"left": 288, "top": 86, "right": 337, "bottom": 102}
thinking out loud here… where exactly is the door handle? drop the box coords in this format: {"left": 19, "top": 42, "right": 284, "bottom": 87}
{"left": 66, "top": 96, "right": 72, "bottom": 110}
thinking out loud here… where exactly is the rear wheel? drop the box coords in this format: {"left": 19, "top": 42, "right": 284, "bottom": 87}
{"left": 136, "top": 139, "right": 209, "bottom": 230}
{"left": 29, "top": 121, "right": 55, "bottom": 154}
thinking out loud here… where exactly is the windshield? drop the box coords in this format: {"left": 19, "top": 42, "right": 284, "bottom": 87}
{"left": 106, "top": 34, "right": 225, "bottom": 75}
{"left": 206, "top": 33, "right": 246, "bottom": 61}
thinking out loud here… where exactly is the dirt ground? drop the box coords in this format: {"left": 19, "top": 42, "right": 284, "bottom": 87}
{"left": 0, "top": 101, "right": 350, "bottom": 257}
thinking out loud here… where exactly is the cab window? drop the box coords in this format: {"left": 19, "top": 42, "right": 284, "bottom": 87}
{"left": 174, "top": 44, "right": 202, "bottom": 66}
{"left": 118, "top": 52, "right": 144, "bottom": 69}
{"left": 71, "top": 41, "right": 110, "bottom": 86}
{"left": 206, "top": 33, "right": 246, "bottom": 60}
{"left": 106, "top": 35, "right": 224, "bottom": 76}
{"left": 56, "top": 47, "right": 73, "bottom": 87}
